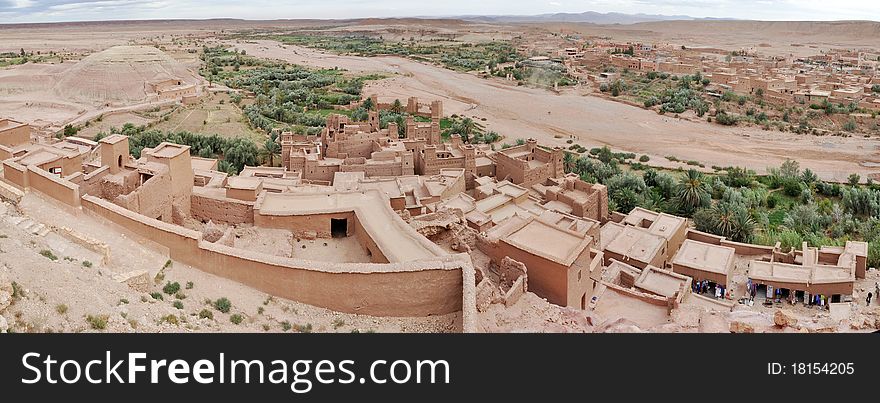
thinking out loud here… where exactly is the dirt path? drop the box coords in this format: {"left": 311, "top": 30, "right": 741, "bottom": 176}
{"left": 230, "top": 39, "right": 880, "bottom": 182}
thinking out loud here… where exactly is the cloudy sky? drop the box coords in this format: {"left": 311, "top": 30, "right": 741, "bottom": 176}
{"left": 0, "top": 0, "right": 878, "bottom": 24}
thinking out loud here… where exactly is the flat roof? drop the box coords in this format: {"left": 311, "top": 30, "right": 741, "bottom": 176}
{"left": 601, "top": 222, "right": 666, "bottom": 264}
{"left": 190, "top": 157, "right": 218, "bottom": 171}
{"left": 501, "top": 217, "right": 592, "bottom": 266}
{"left": 256, "top": 190, "right": 446, "bottom": 263}
{"left": 623, "top": 207, "right": 687, "bottom": 240}
{"left": 99, "top": 134, "right": 128, "bottom": 145}
{"left": 148, "top": 142, "right": 190, "bottom": 158}
{"left": 227, "top": 176, "right": 262, "bottom": 191}
{"left": 0, "top": 119, "right": 26, "bottom": 132}
{"left": 635, "top": 265, "right": 691, "bottom": 298}
{"left": 649, "top": 214, "right": 687, "bottom": 239}
{"left": 672, "top": 239, "right": 736, "bottom": 275}
{"left": 18, "top": 150, "right": 61, "bottom": 167}
{"left": 749, "top": 261, "right": 854, "bottom": 285}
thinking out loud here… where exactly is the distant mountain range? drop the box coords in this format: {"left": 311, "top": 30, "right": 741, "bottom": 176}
{"left": 457, "top": 11, "right": 735, "bottom": 25}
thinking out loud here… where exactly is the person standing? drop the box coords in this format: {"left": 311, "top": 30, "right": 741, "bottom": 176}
{"left": 868, "top": 292, "right": 874, "bottom": 307}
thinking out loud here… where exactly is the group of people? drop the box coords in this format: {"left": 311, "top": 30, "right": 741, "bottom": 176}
{"left": 692, "top": 280, "right": 726, "bottom": 299}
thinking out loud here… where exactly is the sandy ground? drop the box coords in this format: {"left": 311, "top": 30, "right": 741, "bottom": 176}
{"left": 231, "top": 39, "right": 880, "bottom": 182}
{"left": 0, "top": 193, "right": 458, "bottom": 333}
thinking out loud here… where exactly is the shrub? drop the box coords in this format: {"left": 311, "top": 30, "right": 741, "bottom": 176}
{"left": 230, "top": 314, "right": 244, "bottom": 325}
{"left": 715, "top": 112, "right": 738, "bottom": 126}
{"left": 782, "top": 179, "right": 805, "bottom": 197}
{"left": 81, "top": 261, "right": 93, "bottom": 268}
{"left": 86, "top": 314, "right": 109, "bottom": 330}
{"left": 214, "top": 297, "right": 232, "bottom": 313}
{"left": 281, "top": 320, "right": 292, "bottom": 331}
{"left": 639, "top": 155, "right": 650, "bottom": 163}
{"left": 56, "top": 304, "right": 68, "bottom": 315}
{"left": 173, "top": 301, "right": 184, "bottom": 310}
{"left": 294, "top": 323, "right": 313, "bottom": 333}
{"left": 185, "top": 281, "right": 194, "bottom": 289}
{"left": 40, "top": 249, "right": 58, "bottom": 261}
{"left": 175, "top": 292, "right": 186, "bottom": 300}
{"left": 198, "top": 309, "right": 214, "bottom": 320}
{"left": 163, "top": 281, "right": 180, "bottom": 295}
{"left": 332, "top": 318, "right": 346, "bottom": 329}
{"left": 150, "top": 292, "right": 163, "bottom": 301}
{"left": 848, "top": 173, "right": 861, "bottom": 186}
{"left": 160, "top": 315, "right": 179, "bottom": 326}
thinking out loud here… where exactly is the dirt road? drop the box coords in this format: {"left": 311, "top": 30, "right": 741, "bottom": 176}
{"left": 230, "top": 40, "right": 880, "bottom": 182}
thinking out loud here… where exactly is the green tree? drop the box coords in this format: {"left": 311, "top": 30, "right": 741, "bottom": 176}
{"left": 261, "top": 134, "right": 281, "bottom": 167}
{"left": 223, "top": 138, "right": 259, "bottom": 174}
{"left": 674, "top": 169, "right": 711, "bottom": 214}
{"left": 848, "top": 173, "right": 861, "bottom": 186}
{"left": 362, "top": 97, "right": 374, "bottom": 111}
{"left": 391, "top": 99, "right": 403, "bottom": 113}
{"left": 563, "top": 152, "right": 576, "bottom": 173}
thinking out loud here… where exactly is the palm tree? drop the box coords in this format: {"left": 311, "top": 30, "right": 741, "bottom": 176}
{"left": 730, "top": 208, "right": 756, "bottom": 243}
{"left": 460, "top": 118, "right": 476, "bottom": 137}
{"left": 391, "top": 99, "right": 403, "bottom": 114}
{"left": 674, "top": 169, "right": 711, "bottom": 214}
{"left": 261, "top": 136, "right": 281, "bottom": 167}
{"left": 713, "top": 202, "right": 738, "bottom": 239}
{"left": 563, "top": 152, "right": 576, "bottom": 174}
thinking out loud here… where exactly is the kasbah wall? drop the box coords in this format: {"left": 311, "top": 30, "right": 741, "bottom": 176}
{"left": 80, "top": 194, "right": 475, "bottom": 320}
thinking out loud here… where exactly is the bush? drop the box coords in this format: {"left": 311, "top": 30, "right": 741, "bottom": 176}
{"left": 40, "top": 249, "right": 58, "bottom": 261}
{"left": 163, "top": 281, "right": 180, "bottom": 295}
{"left": 150, "top": 292, "right": 163, "bottom": 301}
{"left": 848, "top": 173, "right": 861, "bottom": 186}
{"left": 281, "top": 321, "right": 292, "bottom": 331}
{"left": 56, "top": 304, "right": 68, "bottom": 315}
{"left": 214, "top": 297, "right": 232, "bottom": 313}
{"left": 782, "top": 179, "right": 805, "bottom": 197}
{"left": 294, "top": 323, "right": 313, "bottom": 333}
{"left": 639, "top": 155, "right": 650, "bottom": 162}
{"left": 198, "top": 309, "right": 214, "bottom": 320}
{"left": 715, "top": 112, "right": 738, "bottom": 126}
{"left": 81, "top": 261, "right": 93, "bottom": 268}
{"left": 230, "top": 314, "right": 244, "bottom": 325}
{"left": 185, "top": 281, "right": 194, "bottom": 289}
{"left": 160, "top": 315, "right": 179, "bottom": 326}
{"left": 173, "top": 301, "right": 184, "bottom": 310}
{"left": 86, "top": 314, "right": 109, "bottom": 330}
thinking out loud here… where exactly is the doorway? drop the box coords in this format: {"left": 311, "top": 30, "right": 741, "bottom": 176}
{"left": 331, "top": 218, "right": 348, "bottom": 238}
